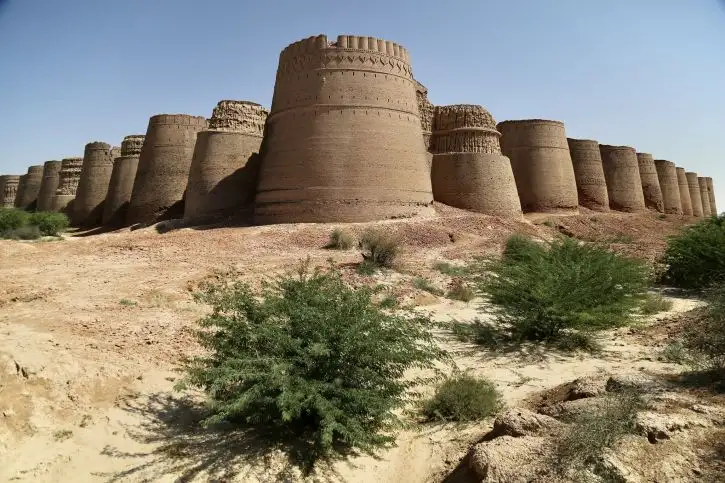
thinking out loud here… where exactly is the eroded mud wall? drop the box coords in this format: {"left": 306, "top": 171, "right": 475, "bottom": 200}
{"left": 497, "top": 119, "right": 578, "bottom": 213}
{"left": 698, "top": 177, "right": 712, "bottom": 217}
{"left": 13, "top": 175, "right": 27, "bottom": 208}
{"left": 636, "top": 153, "right": 664, "bottom": 212}
{"left": 676, "top": 167, "right": 693, "bottom": 216}
{"left": 654, "top": 160, "right": 682, "bottom": 214}
{"left": 0, "top": 175, "right": 19, "bottom": 208}
{"left": 685, "top": 172, "right": 704, "bottom": 217}
{"left": 599, "top": 145, "right": 646, "bottom": 212}
{"left": 102, "top": 135, "right": 144, "bottom": 225}
{"left": 706, "top": 177, "right": 717, "bottom": 215}
{"left": 73, "top": 142, "right": 115, "bottom": 226}
{"left": 36, "top": 161, "right": 62, "bottom": 212}
{"left": 430, "top": 105, "right": 521, "bottom": 217}
{"left": 567, "top": 138, "right": 610, "bottom": 211}
{"left": 126, "top": 114, "right": 207, "bottom": 225}
{"left": 415, "top": 80, "right": 434, "bottom": 153}
{"left": 254, "top": 34, "right": 433, "bottom": 224}
{"left": 184, "top": 100, "right": 268, "bottom": 223}
{"left": 14, "top": 165, "right": 43, "bottom": 210}
{"left": 50, "top": 157, "right": 83, "bottom": 213}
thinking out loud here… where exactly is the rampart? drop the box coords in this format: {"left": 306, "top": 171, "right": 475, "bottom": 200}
{"left": 566, "top": 138, "right": 610, "bottom": 211}
{"left": 36, "top": 160, "right": 62, "bottom": 212}
{"left": 73, "top": 141, "right": 115, "bottom": 226}
{"left": 126, "top": 114, "right": 207, "bottom": 225}
{"left": 497, "top": 119, "right": 578, "bottom": 213}
{"left": 102, "top": 135, "right": 145, "bottom": 225}
{"left": 50, "top": 157, "right": 83, "bottom": 213}
{"left": 635, "top": 153, "right": 664, "bottom": 212}
{"left": 675, "top": 167, "right": 693, "bottom": 215}
{"left": 654, "top": 160, "right": 682, "bottom": 214}
{"left": 1, "top": 175, "right": 20, "bottom": 208}
{"left": 430, "top": 105, "right": 521, "bottom": 217}
{"left": 415, "top": 80, "right": 434, "bottom": 152}
{"left": 14, "top": 175, "right": 27, "bottom": 208}
{"left": 13, "top": 165, "right": 43, "bottom": 209}
{"left": 698, "top": 176, "right": 712, "bottom": 217}
{"left": 254, "top": 34, "right": 433, "bottom": 223}
{"left": 599, "top": 145, "right": 646, "bottom": 212}
{"left": 706, "top": 177, "right": 717, "bottom": 214}
{"left": 185, "top": 101, "right": 268, "bottom": 223}
{"left": 685, "top": 172, "right": 704, "bottom": 217}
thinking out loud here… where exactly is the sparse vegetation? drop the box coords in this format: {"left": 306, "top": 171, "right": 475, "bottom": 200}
{"left": 52, "top": 429, "right": 74, "bottom": 441}
{"left": 378, "top": 294, "right": 398, "bottom": 309}
{"left": 446, "top": 278, "right": 475, "bottom": 302}
{"left": 662, "top": 214, "right": 725, "bottom": 290}
{"left": 422, "top": 373, "right": 502, "bottom": 422}
{"left": 471, "top": 235, "right": 650, "bottom": 342}
{"left": 119, "top": 299, "right": 138, "bottom": 306}
{"left": 358, "top": 228, "right": 401, "bottom": 269}
{"left": 681, "top": 284, "right": 725, "bottom": 375}
{"left": 660, "top": 341, "right": 689, "bottom": 364}
{"left": 640, "top": 293, "right": 673, "bottom": 315}
{"left": 324, "top": 228, "right": 354, "bottom": 250}
{"left": 554, "top": 389, "right": 645, "bottom": 478}
{"left": 0, "top": 208, "right": 69, "bottom": 239}
{"left": 178, "top": 261, "right": 447, "bottom": 470}
{"left": 433, "top": 261, "right": 467, "bottom": 277}
{"left": 3, "top": 225, "right": 41, "bottom": 240}
{"left": 413, "top": 277, "right": 444, "bottom": 296}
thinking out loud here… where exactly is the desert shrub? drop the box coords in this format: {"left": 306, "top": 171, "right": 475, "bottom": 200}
{"left": 422, "top": 373, "right": 502, "bottom": 422}
{"left": 555, "top": 388, "right": 645, "bottom": 477}
{"left": 473, "top": 236, "right": 650, "bottom": 341}
{"left": 1, "top": 225, "right": 41, "bottom": 240}
{"left": 359, "top": 228, "right": 400, "bottom": 269}
{"left": 28, "top": 211, "right": 69, "bottom": 236}
{"left": 178, "top": 262, "right": 447, "bottom": 470}
{"left": 661, "top": 214, "right": 725, "bottom": 289}
{"left": 446, "top": 278, "right": 475, "bottom": 302}
{"left": 325, "top": 228, "right": 354, "bottom": 250}
{"left": 378, "top": 294, "right": 398, "bottom": 309}
{"left": 640, "top": 293, "right": 674, "bottom": 315}
{"left": 0, "top": 208, "right": 29, "bottom": 233}
{"left": 413, "top": 277, "right": 444, "bottom": 296}
{"left": 433, "top": 261, "right": 467, "bottom": 277}
{"left": 681, "top": 284, "right": 725, "bottom": 374}
{"left": 660, "top": 341, "right": 689, "bottom": 364}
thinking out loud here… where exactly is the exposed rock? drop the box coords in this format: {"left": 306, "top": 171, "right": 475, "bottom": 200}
{"left": 490, "top": 408, "right": 565, "bottom": 438}
{"left": 470, "top": 435, "right": 553, "bottom": 482}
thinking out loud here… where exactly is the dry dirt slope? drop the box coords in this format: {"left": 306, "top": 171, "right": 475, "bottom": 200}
{"left": 0, "top": 208, "right": 718, "bottom": 481}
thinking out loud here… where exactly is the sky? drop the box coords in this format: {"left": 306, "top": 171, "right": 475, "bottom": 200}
{"left": 1, "top": 0, "right": 724, "bottom": 210}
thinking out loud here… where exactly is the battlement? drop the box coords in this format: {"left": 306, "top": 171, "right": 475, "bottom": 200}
{"left": 280, "top": 34, "right": 410, "bottom": 64}
{"left": 599, "top": 144, "right": 636, "bottom": 154}
{"left": 148, "top": 114, "right": 208, "bottom": 128}
{"left": 121, "top": 135, "right": 145, "bottom": 156}
{"left": 27, "top": 165, "right": 44, "bottom": 174}
{"left": 207, "top": 100, "right": 269, "bottom": 136}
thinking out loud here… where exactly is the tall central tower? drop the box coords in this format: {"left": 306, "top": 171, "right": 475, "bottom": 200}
{"left": 254, "top": 34, "right": 434, "bottom": 224}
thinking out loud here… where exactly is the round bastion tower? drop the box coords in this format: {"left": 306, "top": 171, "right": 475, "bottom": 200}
{"left": 254, "top": 34, "right": 434, "bottom": 224}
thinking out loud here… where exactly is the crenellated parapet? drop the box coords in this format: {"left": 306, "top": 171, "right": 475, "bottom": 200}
{"left": 207, "top": 100, "right": 269, "bottom": 137}
{"left": 121, "top": 135, "right": 145, "bottom": 156}
{"left": 415, "top": 80, "right": 434, "bottom": 151}
{"left": 55, "top": 157, "right": 83, "bottom": 196}
{"left": 432, "top": 104, "right": 501, "bottom": 154}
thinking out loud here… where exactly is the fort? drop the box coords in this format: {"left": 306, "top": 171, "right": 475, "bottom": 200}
{"left": 0, "top": 175, "right": 19, "bottom": 208}
{"left": 654, "top": 160, "right": 682, "bottom": 214}
{"left": 430, "top": 105, "right": 521, "bottom": 217}
{"left": 184, "top": 100, "right": 268, "bottom": 223}
{"left": 16, "top": 164, "right": 44, "bottom": 210}
{"left": 567, "top": 138, "right": 610, "bottom": 211}
{"left": 13, "top": 175, "right": 27, "bottom": 208}
{"left": 253, "top": 34, "right": 434, "bottom": 224}
{"left": 706, "top": 177, "right": 717, "bottom": 214}
{"left": 73, "top": 142, "right": 116, "bottom": 226}
{"left": 50, "top": 157, "right": 83, "bottom": 213}
{"left": 36, "top": 160, "right": 62, "bottom": 212}
{"left": 498, "top": 119, "right": 578, "bottom": 213}
{"left": 599, "top": 145, "right": 646, "bottom": 212}
{"left": 126, "top": 114, "right": 207, "bottom": 225}
{"left": 415, "top": 81, "right": 434, "bottom": 153}
{"left": 685, "top": 172, "right": 705, "bottom": 217}
{"left": 698, "top": 176, "right": 712, "bottom": 217}
{"left": 636, "top": 153, "right": 664, "bottom": 212}
{"left": 102, "top": 135, "right": 145, "bottom": 225}
{"left": 675, "top": 167, "right": 693, "bottom": 216}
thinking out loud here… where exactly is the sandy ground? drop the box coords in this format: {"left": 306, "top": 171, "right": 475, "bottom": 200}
{"left": 0, "top": 208, "right": 710, "bottom": 482}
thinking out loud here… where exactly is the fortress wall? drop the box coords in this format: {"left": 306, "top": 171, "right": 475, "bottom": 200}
{"left": 1, "top": 175, "right": 19, "bottom": 208}
{"left": 50, "top": 157, "right": 83, "bottom": 213}
{"left": 654, "top": 160, "right": 682, "bottom": 214}
{"left": 599, "top": 145, "right": 646, "bottom": 212}
{"left": 430, "top": 105, "right": 521, "bottom": 217}
{"left": 126, "top": 114, "right": 207, "bottom": 225}
{"left": 184, "top": 101, "right": 268, "bottom": 223}
{"left": 13, "top": 175, "right": 27, "bottom": 208}
{"left": 14, "top": 165, "right": 43, "bottom": 209}
{"left": 254, "top": 34, "right": 433, "bottom": 224}
{"left": 675, "top": 167, "right": 693, "bottom": 216}
{"left": 415, "top": 81, "right": 434, "bottom": 152}
{"left": 497, "top": 119, "right": 579, "bottom": 213}
{"left": 698, "top": 177, "right": 712, "bottom": 217}
{"left": 636, "top": 153, "right": 664, "bottom": 212}
{"left": 101, "top": 135, "right": 145, "bottom": 225}
{"left": 685, "top": 172, "right": 704, "bottom": 217}
{"left": 36, "top": 160, "right": 62, "bottom": 212}
{"left": 706, "top": 177, "right": 717, "bottom": 215}
{"left": 73, "top": 141, "right": 115, "bottom": 226}
{"left": 566, "top": 138, "right": 610, "bottom": 211}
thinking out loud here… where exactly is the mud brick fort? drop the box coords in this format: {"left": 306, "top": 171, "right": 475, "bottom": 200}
{"left": 1, "top": 33, "right": 718, "bottom": 225}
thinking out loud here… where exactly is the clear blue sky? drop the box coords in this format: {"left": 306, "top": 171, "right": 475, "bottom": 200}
{"left": 1, "top": 0, "right": 724, "bottom": 210}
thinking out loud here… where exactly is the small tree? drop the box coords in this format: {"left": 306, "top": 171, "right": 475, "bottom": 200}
{"left": 662, "top": 214, "right": 725, "bottom": 290}
{"left": 178, "top": 261, "right": 447, "bottom": 470}
{"left": 28, "top": 211, "right": 69, "bottom": 236}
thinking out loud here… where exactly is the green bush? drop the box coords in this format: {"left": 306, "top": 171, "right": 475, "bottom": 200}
{"left": 28, "top": 211, "right": 69, "bottom": 236}
{"left": 422, "top": 373, "right": 501, "bottom": 422}
{"left": 682, "top": 284, "right": 725, "bottom": 373}
{"left": 0, "top": 208, "right": 29, "bottom": 232}
{"left": 662, "top": 214, "right": 725, "bottom": 289}
{"left": 1, "top": 225, "right": 41, "bottom": 240}
{"left": 413, "top": 277, "right": 444, "bottom": 296}
{"left": 324, "top": 228, "right": 354, "bottom": 250}
{"left": 178, "top": 262, "right": 447, "bottom": 470}
{"left": 359, "top": 228, "right": 401, "bottom": 269}
{"left": 640, "top": 293, "right": 673, "bottom": 315}
{"left": 473, "top": 236, "right": 650, "bottom": 341}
